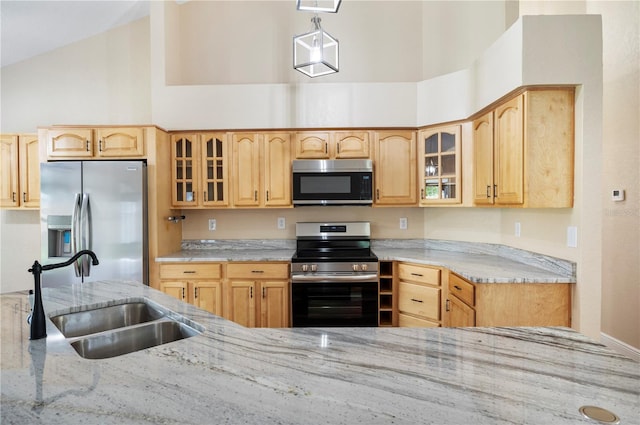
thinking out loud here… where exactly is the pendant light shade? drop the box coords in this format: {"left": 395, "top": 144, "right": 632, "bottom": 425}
{"left": 296, "top": 0, "right": 341, "bottom": 13}
{"left": 293, "top": 15, "right": 339, "bottom": 77}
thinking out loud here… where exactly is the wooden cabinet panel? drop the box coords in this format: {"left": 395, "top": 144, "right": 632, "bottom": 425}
{"left": 226, "top": 263, "right": 289, "bottom": 279}
{"left": 263, "top": 133, "right": 291, "bottom": 207}
{"left": 47, "top": 128, "right": 94, "bottom": 157}
{"left": 160, "top": 263, "right": 222, "bottom": 280}
{"left": 418, "top": 125, "right": 462, "bottom": 205}
{"left": 193, "top": 281, "right": 223, "bottom": 317}
{"left": 260, "top": 281, "right": 290, "bottom": 328}
{"left": 472, "top": 112, "right": 495, "bottom": 205}
{"left": 494, "top": 95, "right": 524, "bottom": 204}
{"left": 95, "top": 127, "right": 145, "bottom": 157}
{"left": 232, "top": 133, "right": 261, "bottom": 207}
{"left": 333, "top": 131, "right": 370, "bottom": 158}
{"left": 398, "top": 281, "right": 441, "bottom": 321}
{"left": 448, "top": 295, "right": 476, "bottom": 327}
{"left": 449, "top": 273, "right": 475, "bottom": 307}
{"left": 159, "top": 263, "right": 223, "bottom": 316}
{"left": 295, "top": 132, "right": 330, "bottom": 158}
{"left": 398, "top": 313, "right": 440, "bottom": 328}
{"left": 160, "top": 281, "right": 188, "bottom": 302}
{"left": 373, "top": 131, "right": 417, "bottom": 206}
{"left": 44, "top": 127, "right": 148, "bottom": 159}
{"left": 398, "top": 263, "right": 440, "bottom": 285}
{"left": 228, "top": 280, "right": 257, "bottom": 327}
{"left": 0, "top": 135, "right": 19, "bottom": 207}
{"left": 1, "top": 134, "right": 39, "bottom": 208}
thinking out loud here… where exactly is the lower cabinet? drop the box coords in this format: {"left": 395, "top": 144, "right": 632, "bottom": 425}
{"left": 159, "top": 263, "right": 223, "bottom": 316}
{"left": 225, "top": 262, "right": 290, "bottom": 328}
{"left": 445, "top": 271, "right": 572, "bottom": 327}
{"left": 397, "top": 263, "right": 443, "bottom": 327}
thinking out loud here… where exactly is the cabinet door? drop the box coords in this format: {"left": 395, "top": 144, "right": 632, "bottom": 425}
{"left": 193, "top": 281, "right": 223, "bottom": 316}
{"left": 374, "top": 131, "right": 417, "bottom": 205}
{"left": 47, "top": 128, "right": 94, "bottom": 158}
{"left": 201, "top": 133, "right": 229, "bottom": 207}
{"left": 494, "top": 95, "right": 524, "bottom": 205}
{"left": 263, "top": 133, "right": 291, "bottom": 207}
{"left": 418, "top": 125, "right": 461, "bottom": 205}
{"left": 333, "top": 132, "right": 370, "bottom": 158}
{"left": 259, "top": 281, "right": 289, "bottom": 328}
{"left": 295, "top": 132, "right": 330, "bottom": 158}
{"left": 95, "top": 127, "right": 145, "bottom": 157}
{"left": 18, "top": 135, "right": 40, "bottom": 208}
{"left": 472, "top": 112, "right": 495, "bottom": 205}
{"left": 171, "top": 134, "right": 199, "bottom": 207}
{"left": 228, "top": 280, "right": 257, "bottom": 327}
{"left": 231, "top": 133, "right": 261, "bottom": 207}
{"left": 160, "top": 281, "right": 188, "bottom": 302}
{"left": 0, "top": 135, "right": 19, "bottom": 207}
{"left": 448, "top": 295, "right": 476, "bottom": 327}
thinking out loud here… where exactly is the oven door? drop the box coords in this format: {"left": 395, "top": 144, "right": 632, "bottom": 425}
{"left": 291, "top": 278, "right": 378, "bottom": 327}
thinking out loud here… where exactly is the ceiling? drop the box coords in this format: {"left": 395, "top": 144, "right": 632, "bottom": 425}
{"left": 0, "top": 0, "right": 151, "bottom": 67}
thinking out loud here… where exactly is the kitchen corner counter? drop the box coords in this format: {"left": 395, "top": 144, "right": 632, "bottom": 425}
{"left": 2, "top": 281, "right": 637, "bottom": 424}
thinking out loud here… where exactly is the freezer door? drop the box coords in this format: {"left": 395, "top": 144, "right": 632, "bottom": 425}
{"left": 82, "top": 161, "right": 147, "bottom": 284}
{"left": 40, "top": 162, "right": 82, "bottom": 287}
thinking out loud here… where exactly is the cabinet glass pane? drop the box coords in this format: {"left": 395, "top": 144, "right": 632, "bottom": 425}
{"left": 177, "top": 182, "right": 183, "bottom": 201}
{"left": 425, "top": 179, "right": 439, "bottom": 199}
{"left": 206, "top": 182, "right": 214, "bottom": 201}
{"left": 441, "top": 155, "right": 456, "bottom": 175}
{"left": 176, "top": 162, "right": 183, "bottom": 179}
{"left": 176, "top": 141, "right": 183, "bottom": 157}
{"left": 185, "top": 140, "right": 192, "bottom": 157}
{"left": 216, "top": 160, "right": 223, "bottom": 179}
{"left": 425, "top": 134, "right": 438, "bottom": 154}
{"left": 442, "top": 178, "right": 456, "bottom": 199}
{"left": 424, "top": 157, "right": 439, "bottom": 177}
{"left": 206, "top": 139, "right": 213, "bottom": 157}
{"left": 442, "top": 133, "right": 455, "bottom": 152}
{"left": 216, "top": 139, "right": 223, "bottom": 157}
{"left": 217, "top": 182, "right": 224, "bottom": 201}
{"left": 207, "top": 159, "right": 213, "bottom": 179}
{"left": 186, "top": 160, "right": 192, "bottom": 179}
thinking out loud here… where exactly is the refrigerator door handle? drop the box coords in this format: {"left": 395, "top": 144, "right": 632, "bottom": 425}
{"left": 72, "top": 193, "right": 82, "bottom": 277}
{"left": 80, "top": 193, "right": 92, "bottom": 278}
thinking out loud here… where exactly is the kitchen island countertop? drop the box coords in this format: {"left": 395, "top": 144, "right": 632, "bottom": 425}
{"left": 2, "top": 280, "right": 637, "bottom": 424}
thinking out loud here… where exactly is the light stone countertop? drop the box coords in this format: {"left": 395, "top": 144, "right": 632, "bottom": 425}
{"left": 1, "top": 280, "right": 637, "bottom": 424}
{"left": 156, "top": 239, "right": 576, "bottom": 284}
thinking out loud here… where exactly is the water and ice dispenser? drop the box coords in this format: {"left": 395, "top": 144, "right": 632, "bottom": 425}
{"left": 46, "top": 215, "right": 72, "bottom": 258}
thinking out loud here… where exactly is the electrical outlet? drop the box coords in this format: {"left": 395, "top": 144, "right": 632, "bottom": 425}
{"left": 567, "top": 226, "right": 577, "bottom": 248}
{"left": 208, "top": 219, "right": 216, "bottom": 231}
{"left": 399, "top": 217, "right": 408, "bottom": 230}
{"left": 515, "top": 222, "right": 521, "bottom": 237}
{"left": 277, "top": 217, "right": 286, "bottom": 229}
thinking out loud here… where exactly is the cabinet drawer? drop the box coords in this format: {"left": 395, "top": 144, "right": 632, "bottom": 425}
{"left": 159, "top": 263, "right": 222, "bottom": 280}
{"left": 449, "top": 273, "right": 475, "bottom": 307}
{"left": 226, "top": 263, "right": 289, "bottom": 279}
{"left": 398, "top": 313, "right": 440, "bottom": 328}
{"left": 398, "top": 263, "right": 440, "bottom": 286}
{"left": 398, "top": 282, "right": 440, "bottom": 321}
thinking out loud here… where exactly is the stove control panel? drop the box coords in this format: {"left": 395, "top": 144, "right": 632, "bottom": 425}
{"left": 292, "top": 262, "right": 379, "bottom": 274}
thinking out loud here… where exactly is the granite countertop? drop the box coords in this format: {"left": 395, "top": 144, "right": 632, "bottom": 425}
{"left": 156, "top": 239, "right": 576, "bottom": 284}
{"left": 2, "top": 280, "right": 637, "bottom": 424}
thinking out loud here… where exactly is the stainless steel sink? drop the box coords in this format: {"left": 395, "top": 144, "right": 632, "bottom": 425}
{"left": 69, "top": 320, "right": 200, "bottom": 360}
{"left": 49, "top": 300, "right": 203, "bottom": 359}
{"left": 50, "top": 302, "right": 167, "bottom": 338}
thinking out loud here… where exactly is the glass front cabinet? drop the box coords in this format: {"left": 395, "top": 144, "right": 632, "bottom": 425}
{"left": 418, "top": 125, "right": 462, "bottom": 205}
{"left": 171, "top": 132, "right": 229, "bottom": 208}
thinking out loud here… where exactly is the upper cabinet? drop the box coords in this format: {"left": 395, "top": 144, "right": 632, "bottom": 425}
{"left": 373, "top": 131, "right": 417, "bottom": 206}
{"left": 418, "top": 125, "right": 462, "bottom": 205}
{"left": 295, "top": 131, "right": 370, "bottom": 159}
{"left": 231, "top": 132, "right": 292, "bottom": 208}
{"left": 1, "top": 134, "right": 40, "bottom": 209}
{"left": 170, "top": 132, "right": 229, "bottom": 208}
{"left": 43, "top": 127, "right": 145, "bottom": 159}
{"left": 473, "top": 89, "right": 575, "bottom": 207}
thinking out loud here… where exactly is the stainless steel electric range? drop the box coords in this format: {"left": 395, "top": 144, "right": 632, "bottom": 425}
{"left": 291, "top": 222, "right": 379, "bottom": 327}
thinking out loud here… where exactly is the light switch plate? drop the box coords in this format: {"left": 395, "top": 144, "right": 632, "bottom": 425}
{"left": 208, "top": 219, "right": 216, "bottom": 231}
{"left": 567, "top": 226, "right": 578, "bottom": 248}
{"left": 277, "top": 217, "right": 286, "bottom": 229}
{"left": 399, "top": 217, "right": 407, "bottom": 230}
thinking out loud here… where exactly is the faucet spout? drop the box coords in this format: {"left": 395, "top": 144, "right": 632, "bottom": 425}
{"left": 28, "top": 250, "right": 100, "bottom": 340}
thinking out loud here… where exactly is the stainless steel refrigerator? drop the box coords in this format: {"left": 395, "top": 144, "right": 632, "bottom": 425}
{"left": 40, "top": 161, "right": 148, "bottom": 287}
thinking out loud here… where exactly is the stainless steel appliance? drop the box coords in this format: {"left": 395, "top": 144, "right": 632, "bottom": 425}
{"left": 40, "top": 161, "right": 147, "bottom": 287}
{"left": 292, "top": 159, "right": 373, "bottom": 206}
{"left": 291, "top": 222, "right": 379, "bottom": 327}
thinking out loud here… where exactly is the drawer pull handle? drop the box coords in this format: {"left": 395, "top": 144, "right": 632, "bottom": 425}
{"left": 446, "top": 299, "right": 451, "bottom": 311}
{"left": 183, "top": 270, "right": 196, "bottom": 274}
{"left": 252, "top": 270, "right": 264, "bottom": 274}
{"left": 411, "top": 273, "right": 424, "bottom": 277}
{"left": 182, "top": 288, "right": 185, "bottom": 299}
{"left": 454, "top": 285, "right": 462, "bottom": 291}
{"left": 410, "top": 298, "right": 423, "bottom": 303}
{"left": 194, "top": 287, "right": 198, "bottom": 298}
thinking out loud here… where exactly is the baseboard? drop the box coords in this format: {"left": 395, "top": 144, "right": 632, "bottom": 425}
{"left": 600, "top": 332, "right": 640, "bottom": 362}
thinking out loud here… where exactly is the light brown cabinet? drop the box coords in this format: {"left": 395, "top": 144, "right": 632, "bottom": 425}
{"left": 43, "top": 127, "right": 145, "bottom": 159}
{"left": 373, "top": 131, "right": 417, "bottom": 206}
{"left": 170, "top": 132, "right": 229, "bottom": 208}
{"left": 231, "top": 132, "right": 291, "bottom": 208}
{"left": 418, "top": 124, "right": 462, "bottom": 205}
{"left": 445, "top": 272, "right": 571, "bottom": 327}
{"left": 159, "top": 263, "right": 223, "bottom": 316}
{"left": 397, "top": 263, "right": 442, "bottom": 327}
{"left": 473, "top": 89, "right": 575, "bottom": 207}
{"left": 225, "top": 262, "right": 290, "bottom": 328}
{"left": 1, "top": 134, "right": 40, "bottom": 208}
{"left": 295, "top": 131, "right": 370, "bottom": 159}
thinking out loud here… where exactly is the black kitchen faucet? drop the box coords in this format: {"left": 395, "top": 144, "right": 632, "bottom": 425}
{"left": 28, "top": 250, "right": 99, "bottom": 340}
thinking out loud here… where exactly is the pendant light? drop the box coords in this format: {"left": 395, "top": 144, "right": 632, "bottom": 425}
{"left": 293, "top": 15, "right": 339, "bottom": 77}
{"left": 296, "top": 0, "right": 341, "bottom": 13}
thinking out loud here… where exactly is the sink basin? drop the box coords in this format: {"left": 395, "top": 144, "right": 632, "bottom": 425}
{"left": 50, "top": 302, "right": 167, "bottom": 338}
{"left": 69, "top": 320, "right": 200, "bottom": 360}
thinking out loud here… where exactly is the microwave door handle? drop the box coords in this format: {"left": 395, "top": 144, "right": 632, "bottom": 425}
{"left": 71, "top": 193, "right": 82, "bottom": 277}
{"left": 79, "top": 193, "right": 92, "bottom": 278}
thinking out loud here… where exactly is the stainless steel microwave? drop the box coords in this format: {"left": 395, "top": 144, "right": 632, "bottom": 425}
{"left": 292, "top": 159, "right": 373, "bottom": 206}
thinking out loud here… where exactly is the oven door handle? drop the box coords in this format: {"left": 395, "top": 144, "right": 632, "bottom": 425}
{"left": 291, "top": 274, "right": 379, "bottom": 283}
